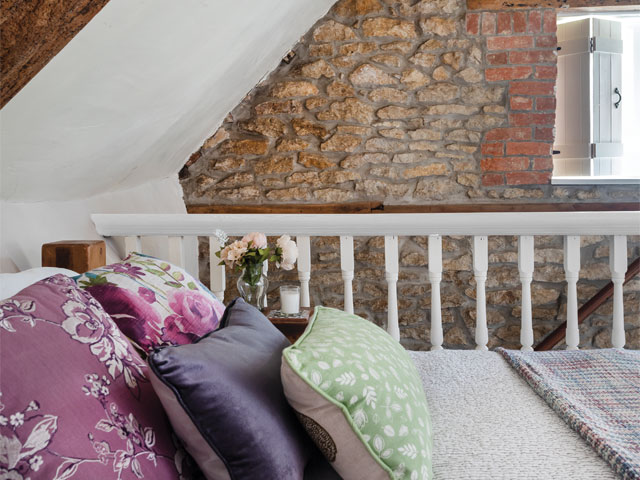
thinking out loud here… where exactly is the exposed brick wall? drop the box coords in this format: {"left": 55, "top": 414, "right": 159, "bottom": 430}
{"left": 466, "top": 9, "right": 557, "bottom": 187}
{"left": 180, "top": 0, "right": 640, "bottom": 350}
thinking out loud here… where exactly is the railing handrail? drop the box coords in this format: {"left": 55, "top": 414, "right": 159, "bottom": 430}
{"left": 91, "top": 211, "right": 640, "bottom": 237}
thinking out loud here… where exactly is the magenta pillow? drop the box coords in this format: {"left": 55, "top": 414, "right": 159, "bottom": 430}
{"left": 76, "top": 252, "right": 225, "bottom": 352}
{"left": 0, "top": 274, "right": 194, "bottom": 479}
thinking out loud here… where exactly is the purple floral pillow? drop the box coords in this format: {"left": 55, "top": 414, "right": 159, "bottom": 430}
{"left": 76, "top": 253, "right": 225, "bottom": 353}
{"left": 0, "top": 274, "right": 195, "bottom": 479}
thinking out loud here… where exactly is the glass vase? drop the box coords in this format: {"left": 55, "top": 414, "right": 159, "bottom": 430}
{"left": 237, "top": 263, "right": 268, "bottom": 310}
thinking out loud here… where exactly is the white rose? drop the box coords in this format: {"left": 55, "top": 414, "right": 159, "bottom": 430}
{"left": 277, "top": 235, "right": 298, "bottom": 270}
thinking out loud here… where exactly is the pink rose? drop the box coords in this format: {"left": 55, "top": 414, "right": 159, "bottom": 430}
{"left": 242, "top": 232, "right": 267, "bottom": 249}
{"left": 166, "top": 290, "right": 220, "bottom": 337}
{"left": 220, "top": 240, "right": 248, "bottom": 267}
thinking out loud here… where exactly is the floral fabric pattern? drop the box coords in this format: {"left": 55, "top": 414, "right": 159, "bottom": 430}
{"left": 282, "top": 307, "right": 433, "bottom": 480}
{"left": 0, "top": 275, "right": 195, "bottom": 479}
{"left": 76, "top": 252, "right": 225, "bottom": 352}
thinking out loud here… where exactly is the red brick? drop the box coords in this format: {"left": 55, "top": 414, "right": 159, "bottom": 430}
{"left": 513, "top": 12, "right": 527, "bottom": 33}
{"left": 535, "top": 65, "right": 557, "bottom": 79}
{"left": 487, "top": 36, "right": 534, "bottom": 50}
{"left": 497, "top": 12, "right": 511, "bottom": 34}
{"left": 536, "top": 35, "right": 557, "bottom": 48}
{"left": 482, "top": 173, "right": 504, "bottom": 186}
{"left": 509, "top": 81, "right": 554, "bottom": 96}
{"left": 506, "top": 142, "right": 551, "bottom": 156}
{"left": 510, "top": 96, "right": 533, "bottom": 110}
{"left": 481, "top": 157, "right": 530, "bottom": 171}
{"left": 466, "top": 13, "right": 480, "bottom": 35}
{"left": 482, "top": 13, "right": 497, "bottom": 35}
{"left": 486, "top": 127, "right": 532, "bottom": 141}
{"left": 506, "top": 171, "right": 552, "bottom": 185}
{"left": 535, "top": 97, "right": 556, "bottom": 111}
{"left": 533, "top": 156, "right": 554, "bottom": 170}
{"left": 535, "top": 127, "right": 554, "bottom": 141}
{"left": 482, "top": 142, "right": 504, "bottom": 156}
{"left": 486, "top": 66, "right": 532, "bottom": 82}
{"left": 528, "top": 11, "right": 542, "bottom": 33}
{"left": 543, "top": 10, "right": 557, "bottom": 33}
{"left": 509, "top": 50, "right": 556, "bottom": 64}
{"left": 487, "top": 52, "right": 508, "bottom": 65}
{"left": 509, "top": 112, "right": 556, "bottom": 126}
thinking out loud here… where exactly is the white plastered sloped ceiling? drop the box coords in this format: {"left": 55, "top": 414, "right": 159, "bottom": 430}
{"left": 0, "top": 0, "right": 334, "bottom": 271}
{"left": 0, "top": 0, "right": 335, "bottom": 201}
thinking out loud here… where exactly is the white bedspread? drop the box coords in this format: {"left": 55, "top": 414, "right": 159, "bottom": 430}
{"left": 410, "top": 350, "right": 617, "bottom": 480}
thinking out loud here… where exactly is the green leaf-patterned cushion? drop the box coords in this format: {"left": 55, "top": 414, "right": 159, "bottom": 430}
{"left": 281, "top": 307, "right": 432, "bottom": 480}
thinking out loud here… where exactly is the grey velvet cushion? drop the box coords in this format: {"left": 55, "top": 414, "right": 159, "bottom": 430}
{"left": 148, "top": 297, "right": 315, "bottom": 480}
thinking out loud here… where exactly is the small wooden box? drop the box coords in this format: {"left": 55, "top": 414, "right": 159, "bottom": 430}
{"left": 42, "top": 240, "right": 106, "bottom": 273}
{"left": 263, "top": 307, "right": 313, "bottom": 343}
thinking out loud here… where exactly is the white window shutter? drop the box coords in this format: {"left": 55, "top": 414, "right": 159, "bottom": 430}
{"left": 555, "top": 19, "right": 592, "bottom": 176}
{"left": 554, "top": 18, "right": 623, "bottom": 177}
{"left": 591, "top": 18, "right": 624, "bottom": 175}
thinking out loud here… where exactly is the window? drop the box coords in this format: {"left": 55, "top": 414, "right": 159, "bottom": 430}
{"left": 553, "top": 14, "right": 640, "bottom": 184}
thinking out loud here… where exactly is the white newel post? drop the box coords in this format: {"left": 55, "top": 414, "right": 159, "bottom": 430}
{"left": 609, "top": 235, "right": 627, "bottom": 349}
{"left": 297, "top": 236, "right": 311, "bottom": 309}
{"left": 209, "top": 236, "right": 226, "bottom": 302}
{"left": 518, "top": 236, "right": 534, "bottom": 351}
{"left": 340, "top": 236, "right": 355, "bottom": 314}
{"left": 429, "top": 235, "right": 443, "bottom": 351}
{"left": 564, "top": 235, "right": 581, "bottom": 350}
{"left": 473, "top": 236, "right": 488, "bottom": 351}
{"left": 385, "top": 235, "right": 400, "bottom": 341}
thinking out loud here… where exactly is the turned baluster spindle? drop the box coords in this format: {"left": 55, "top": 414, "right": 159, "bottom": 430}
{"left": 209, "top": 236, "right": 226, "bottom": 302}
{"left": 168, "top": 235, "right": 185, "bottom": 269}
{"left": 385, "top": 235, "right": 400, "bottom": 341}
{"left": 340, "top": 236, "right": 355, "bottom": 314}
{"left": 518, "top": 235, "right": 534, "bottom": 351}
{"left": 609, "top": 235, "right": 628, "bottom": 349}
{"left": 473, "top": 236, "right": 488, "bottom": 351}
{"left": 429, "top": 235, "right": 443, "bottom": 351}
{"left": 124, "top": 236, "right": 142, "bottom": 256}
{"left": 262, "top": 260, "right": 268, "bottom": 309}
{"left": 564, "top": 235, "right": 581, "bottom": 350}
{"left": 297, "top": 236, "right": 311, "bottom": 309}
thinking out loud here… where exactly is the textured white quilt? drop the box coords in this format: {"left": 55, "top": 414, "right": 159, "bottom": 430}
{"left": 410, "top": 350, "right": 617, "bottom": 480}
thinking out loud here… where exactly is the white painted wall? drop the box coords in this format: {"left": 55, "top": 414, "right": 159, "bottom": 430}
{"left": 0, "top": 176, "right": 191, "bottom": 273}
{"left": 0, "top": 0, "right": 334, "bottom": 202}
{"left": 0, "top": 0, "right": 334, "bottom": 272}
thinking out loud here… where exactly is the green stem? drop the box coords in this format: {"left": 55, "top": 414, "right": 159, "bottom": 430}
{"left": 242, "top": 262, "right": 263, "bottom": 286}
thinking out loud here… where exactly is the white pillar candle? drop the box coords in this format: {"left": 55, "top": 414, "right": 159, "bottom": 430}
{"left": 280, "top": 285, "right": 300, "bottom": 315}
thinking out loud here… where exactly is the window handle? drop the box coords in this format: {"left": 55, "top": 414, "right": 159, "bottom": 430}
{"left": 614, "top": 87, "right": 622, "bottom": 109}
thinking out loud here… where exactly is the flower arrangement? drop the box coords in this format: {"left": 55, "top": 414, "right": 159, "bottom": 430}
{"left": 216, "top": 232, "right": 298, "bottom": 287}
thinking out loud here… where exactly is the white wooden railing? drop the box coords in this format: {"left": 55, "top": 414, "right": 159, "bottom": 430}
{"left": 92, "top": 212, "right": 640, "bottom": 350}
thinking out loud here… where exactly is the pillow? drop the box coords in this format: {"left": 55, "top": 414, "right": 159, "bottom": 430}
{"left": 76, "top": 252, "right": 225, "bottom": 352}
{"left": 0, "top": 274, "right": 195, "bottom": 479}
{"left": 0, "top": 267, "right": 78, "bottom": 299}
{"left": 281, "top": 307, "right": 433, "bottom": 480}
{"left": 148, "top": 298, "right": 315, "bottom": 480}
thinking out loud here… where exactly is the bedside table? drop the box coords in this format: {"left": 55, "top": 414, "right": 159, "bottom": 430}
{"left": 262, "top": 307, "right": 312, "bottom": 343}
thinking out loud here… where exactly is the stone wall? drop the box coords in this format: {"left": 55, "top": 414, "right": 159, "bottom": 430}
{"left": 180, "top": 0, "right": 640, "bottom": 349}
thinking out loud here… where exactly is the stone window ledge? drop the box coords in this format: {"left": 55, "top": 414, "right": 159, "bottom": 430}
{"left": 551, "top": 176, "right": 640, "bottom": 185}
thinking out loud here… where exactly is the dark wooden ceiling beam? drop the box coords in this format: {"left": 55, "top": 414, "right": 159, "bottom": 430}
{"left": 1, "top": 0, "right": 110, "bottom": 109}
{"left": 467, "top": 0, "right": 640, "bottom": 9}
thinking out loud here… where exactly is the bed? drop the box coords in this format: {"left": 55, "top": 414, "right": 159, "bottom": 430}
{"left": 411, "top": 350, "right": 618, "bottom": 479}
{"left": 2, "top": 210, "right": 639, "bottom": 479}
